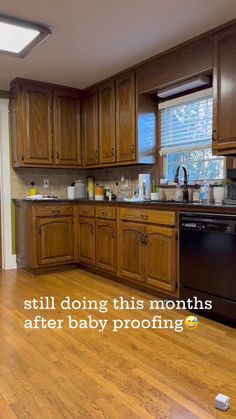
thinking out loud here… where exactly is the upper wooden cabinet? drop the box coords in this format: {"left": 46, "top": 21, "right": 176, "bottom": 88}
{"left": 82, "top": 89, "right": 99, "bottom": 165}
{"left": 11, "top": 81, "right": 53, "bottom": 166}
{"left": 116, "top": 72, "right": 136, "bottom": 162}
{"left": 53, "top": 90, "right": 81, "bottom": 165}
{"left": 213, "top": 24, "right": 236, "bottom": 155}
{"left": 82, "top": 71, "right": 156, "bottom": 167}
{"left": 10, "top": 79, "right": 82, "bottom": 168}
{"left": 98, "top": 81, "right": 116, "bottom": 164}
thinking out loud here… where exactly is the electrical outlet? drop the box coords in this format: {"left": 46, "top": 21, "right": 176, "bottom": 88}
{"left": 43, "top": 179, "right": 49, "bottom": 188}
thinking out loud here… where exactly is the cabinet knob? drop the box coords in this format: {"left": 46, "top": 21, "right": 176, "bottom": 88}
{"left": 130, "top": 144, "right": 135, "bottom": 154}
{"left": 140, "top": 233, "right": 145, "bottom": 244}
{"left": 111, "top": 147, "right": 115, "bottom": 157}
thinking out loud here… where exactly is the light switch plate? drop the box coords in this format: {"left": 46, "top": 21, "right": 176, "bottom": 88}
{"left": 43, "top": 179, "right": 49, "bottom": 188}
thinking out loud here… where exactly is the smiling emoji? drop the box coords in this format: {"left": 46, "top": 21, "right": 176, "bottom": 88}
{"left": 184, "top": 315, "right": 199, "bottom": 330}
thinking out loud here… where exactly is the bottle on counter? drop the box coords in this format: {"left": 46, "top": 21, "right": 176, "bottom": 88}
{"left": 29, "top": 181, "right": 38, "bottom": 196}
{"left": 193, "top": 184, "right": 201, "bottom": 203}
{"left": 87, "top": 176, "right": 95, "bottom": 200}
{"left": 200, "top": 180, "right": 210, "bottom": 203}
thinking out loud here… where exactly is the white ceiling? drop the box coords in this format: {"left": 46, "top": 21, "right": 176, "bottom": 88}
{"left": 0, "top": 0, "right": 236, "bottom": 90}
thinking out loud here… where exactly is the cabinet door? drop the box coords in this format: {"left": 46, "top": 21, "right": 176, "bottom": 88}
{"left": 99, "top": 81, "right": 116, "bottom": 163}
{"left": 22, "top": 83, "right": 53, "bottom": 165}
{"left": 78, "top": 218, "right": 95, "bottom": 265}
{"left": 82, "top": 89, "right": 99, "bottom": 165}
{"left": 118, "top": 222, "right": 145, "bottom": 282}
{"left": 116, "top": 72, "right": 136, "bottom": 162}
{"left": 96, "top": 220, "right": 117, "bottom": 273}
{"left": 37, "top": 217, "right": 74, "bottom": 266}
{"left": 145, "top": 226, "right": 177, "bottom": 293}
{"left": 54, "top": 90, "right": 81, "bottom": 165}
{"left": 213, "top": 25, "right": 236, "bottom": 154}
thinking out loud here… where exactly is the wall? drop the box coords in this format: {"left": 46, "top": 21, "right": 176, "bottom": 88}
{"left": 11, "top": 165, "right": 155, "bottom": 199}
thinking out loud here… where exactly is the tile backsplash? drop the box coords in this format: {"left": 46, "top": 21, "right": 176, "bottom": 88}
{"left": 11, "top": 166, "right": 156, "bottom": 199}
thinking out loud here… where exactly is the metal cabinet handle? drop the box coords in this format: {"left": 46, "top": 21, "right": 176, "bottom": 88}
{"left": 91, "top": 225, "right": 94, "bottom": 234}
{"left": 140, "top": 233, "right": 144, "bottom": 244}
{"left": 111, "top": 147, "right": 115, "bottom": 157}
{"left": 52, "top": 209, "right": 60, "bottom": 214}
{"left": 111, "top": 228, "right": 116, "bottom": 238}
{"left": 94, "top": 150, "right": 98, "bottom": 160}
{"left": 82, "top": 210, "right": 88, "bottom": 215}
{"left": 130, "top": 144, "right": 135, "bottom": 154}
{"left": 141, "top": 214, "right": 148, "bottom": 220}
{"left": 55, "top": 151, "right": 59, "bottom": 163}
{"left": 102, "top": 211, "right": 108, "bottom": 217}
{"left": 144, "top": 234, "right": 148, "bottom": 245}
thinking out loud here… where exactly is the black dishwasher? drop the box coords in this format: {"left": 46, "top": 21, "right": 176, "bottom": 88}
{"left": 180, "top": 212, "right": 236, "bottom": 325}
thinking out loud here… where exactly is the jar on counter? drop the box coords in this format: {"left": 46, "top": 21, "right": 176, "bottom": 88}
{"left": 74, "top": 179, "right": 86, "bottom": 199}
{"left": 193, "top": 184, "right": 201, "bottom": 203}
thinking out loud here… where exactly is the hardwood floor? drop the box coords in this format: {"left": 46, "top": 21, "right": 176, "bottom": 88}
{"left": 0, "top": 268, "right": 235, "bottom": 418}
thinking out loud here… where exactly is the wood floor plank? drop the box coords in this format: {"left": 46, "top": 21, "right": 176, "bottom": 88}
{"left": 0, "top": 268, "right": 235, "bottom": 418}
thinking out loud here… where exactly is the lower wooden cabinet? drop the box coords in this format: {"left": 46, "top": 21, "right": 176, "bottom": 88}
{"left": 118, "top": 221, "right": 177, "bottom": 293}
{"left": 96, "top": 220, "right": 117, "bottom": 273}
{"left": 37, "top": 217, "right": 74, "bottom": 266}
{"left": 15, "top": 201, "right": 178, "bottom": 296}
{"left": 145, "top": 225, "right": 177, "bottom": 293}
{"left": 78, "top": 218, "right": 95, "bottom": 265}
{"left": 118, "top": 222, "right": 145, "bottom": 282}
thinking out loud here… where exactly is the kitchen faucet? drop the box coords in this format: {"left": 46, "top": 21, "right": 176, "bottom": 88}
{"left": 174, "top": 165, "right": 189, "bottom": 202}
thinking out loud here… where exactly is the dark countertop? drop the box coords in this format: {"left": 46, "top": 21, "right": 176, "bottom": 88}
{"left": 13, "top": 198, "right": 236, "bottom": 213}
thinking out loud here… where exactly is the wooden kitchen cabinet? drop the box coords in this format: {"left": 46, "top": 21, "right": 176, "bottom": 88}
{"left": 213, "top": 24, "right": 236, "bottom": 155}
{"left": 96, "top": 219, "right": 117, "bottom": 273}
{"left": 53, "top": 90, "right": 81, "bottom": 165}
{"left": 78, "top": 218, "right": 96, "bottom": 265}
{"left": 116, "top": 72, "right": 136, "bottom": 162}
{"left": 37, "top": 217, "right": 74, "bottom": 266}
{"left": 11, "top": 80, "right": 53, "bottom": 166}
{"left": 15, "top": 202, "right": 76, "bottom": 272}
{"left": 98, "top": 81, "right": 116, "bottom": 164}
{"left": 145, "top": 225, "right": 177, "bottom": 293}
{"left": 118, "top": 222, "right": 145, "bottom": 282}
{"left": 10, "top": 78, "right": 82, "bottom": 168}
{"left": 82, "top": 89, "right": 99, "bottom": 165}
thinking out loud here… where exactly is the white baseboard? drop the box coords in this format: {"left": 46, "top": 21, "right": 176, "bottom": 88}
{"left": 3, "top": 254, "right": 17, "bottom": 270}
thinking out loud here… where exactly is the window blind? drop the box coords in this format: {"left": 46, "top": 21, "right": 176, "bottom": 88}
{"left": 159, "top": 88, "right": 213, "bottom": 155}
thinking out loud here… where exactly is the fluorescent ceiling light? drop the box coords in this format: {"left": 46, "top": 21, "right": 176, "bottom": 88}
{"left": 0, "top": 14, "right": 51, "bottom": 58}
{"left": 157, "top": 76, "right": 211, "bottom": 98}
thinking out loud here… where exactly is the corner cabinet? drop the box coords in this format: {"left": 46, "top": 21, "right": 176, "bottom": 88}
{"left": 82, "top": 89, "right": 99, "bottom": 165}
{"left": 53, "top": 90, "right": 81, "bottom": 165}
{"left": 10, "top": 79, "right": 82, "bottom": 168}
{"left": 213, "top": 24, "right": 236, "bottom": 155}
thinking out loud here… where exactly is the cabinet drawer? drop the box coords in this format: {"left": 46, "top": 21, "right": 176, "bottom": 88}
{"left": 78, "top": 205, "right": 95, "bottom": 217}
{"left": 36, "top": 205, "right": 73, "bottom": 217}
{"left": 119, "top": 208, "right": 176, "bottom": 226}
{"left": 96, "top": 206, "right": 117, "bottom": 220}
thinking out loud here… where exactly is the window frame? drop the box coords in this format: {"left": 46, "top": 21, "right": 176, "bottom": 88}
{"left": 158, "top": 88, "right": 225, "bottom": 184}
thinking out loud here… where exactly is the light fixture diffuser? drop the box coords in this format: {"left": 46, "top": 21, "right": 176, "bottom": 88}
{"left": 157, "top": 76, "right": 211, "bottom": 98}
{"left": 0, "top": 14, "right": 51, "bottom": 58}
